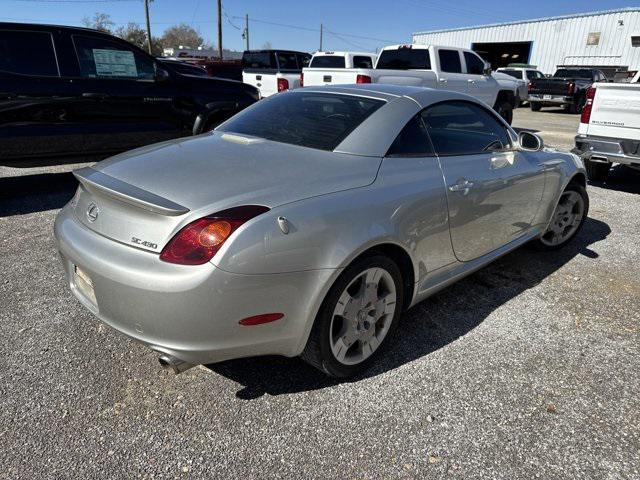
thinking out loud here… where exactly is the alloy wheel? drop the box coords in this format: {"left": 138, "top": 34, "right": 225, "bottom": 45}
{"left": 540, "top": 191, "right": 585, "bottom": 246}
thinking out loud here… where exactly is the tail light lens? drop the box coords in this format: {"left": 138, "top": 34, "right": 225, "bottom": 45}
{"left": 356, "top": 74, "right": 372, "bottom": 84}
{"left": 160, "top": 205, "right": 269, "bottom": 265}
{"left": 567, "top": 81, "right": 576, "bottom": 95}
{"left": 581, "top": 87, "right": 596, "bottom": 124}
{"left": 299, "top": 73, "right": 304, "bottom": 87}
{"left": 527, "top": 81, "right": 532, "bottom": 93}
{"left": 277, "top": 78, "right": 289, "bottom": 92}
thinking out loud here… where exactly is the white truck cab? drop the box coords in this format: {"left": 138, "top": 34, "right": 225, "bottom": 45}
{"left": 573, "top": 79, "right": 640, "bottom": 181}
{"left": 242, "top": 50, "right": 311, "bottom": 98}
{"left": 301, "top": 51, "right": 376, "bottom": 87}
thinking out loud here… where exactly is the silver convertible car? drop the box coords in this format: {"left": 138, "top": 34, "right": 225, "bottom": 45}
{"left": 55, "top": 84, "right": 589, "bottom": 378}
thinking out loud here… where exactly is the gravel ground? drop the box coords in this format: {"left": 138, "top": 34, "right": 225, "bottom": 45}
{"left": 1, "top": 110, "right": 639, "bottom": 479}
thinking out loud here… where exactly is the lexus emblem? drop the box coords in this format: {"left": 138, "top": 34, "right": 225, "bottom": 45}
{"left": 86, "top": 202, "right": 99, "bottom": 222}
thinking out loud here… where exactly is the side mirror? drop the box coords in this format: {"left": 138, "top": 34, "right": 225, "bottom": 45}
{"left": 518, "top": 131, "right": 544, "bottom": 151}
{"left": 483, "top": 66, "right": 492, "bottom": 76}
{"left": 155, "top": 66, "right": 171, "bottom": 82}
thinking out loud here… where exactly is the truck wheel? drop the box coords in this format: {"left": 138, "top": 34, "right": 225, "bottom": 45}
{"left": 496, "top": 101, "right": 513, "bottom": 125}
{"left": 568, "top": 96, "right": 586, "bottom": 114}
{"left": 585, "top": 159, "right": 611, "bottom": 182}
{"left": 530, "top": 102, "right": 542, "bottom": 112}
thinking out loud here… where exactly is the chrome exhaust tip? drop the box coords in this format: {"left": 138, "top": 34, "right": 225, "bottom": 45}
{"left": 158, "top": 354, "right": 195, "bottom": 374}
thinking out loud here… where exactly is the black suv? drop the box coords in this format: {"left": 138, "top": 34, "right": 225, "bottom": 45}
{"left": 0, "top": 23, "right": 259, "bottom": 167}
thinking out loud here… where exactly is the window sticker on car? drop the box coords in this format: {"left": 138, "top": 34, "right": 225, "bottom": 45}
{"left": 92, "top": 49, "right": 137, "bottom": 77}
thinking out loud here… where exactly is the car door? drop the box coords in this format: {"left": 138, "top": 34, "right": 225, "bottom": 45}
{"left": 0, "top": 28, "right": 87, "bottom": 162}
{"left": 422, "top": 100, "right": 546, "bottom": 262}
{"left": 69, "top": 33, "right": 183, "bottom": 154}
{"left": 435, "top": 49, "right": 467, "bottom": 95}
{"left": 463, "top": 51, "right": 498, "bottom": 106}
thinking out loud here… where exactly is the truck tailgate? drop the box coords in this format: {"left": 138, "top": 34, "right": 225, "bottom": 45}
{"left": 372, "top": 69, "right": 437, "bottom": 87}
{"left": 584, "top": 83, "right": 640, "bottom": 139}
{"left": 302, "top": 68, "right": 369, "bottom": 86}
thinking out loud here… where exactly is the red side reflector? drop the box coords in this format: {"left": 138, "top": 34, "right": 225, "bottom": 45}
{"left": 356, "top": 74, "right": 371, "bottom": 84}
{"left": 239, "top": 313, "right": 284, "bottom": 326}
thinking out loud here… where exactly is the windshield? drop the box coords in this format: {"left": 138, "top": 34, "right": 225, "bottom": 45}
{"left": 376, "top": 49, "right": 431, "bottom": 70}
{"left": 500, "top": 69, "right": 523, "bottom": 80}
{"left": 218, "top": 92, "right": 385, "bottom": 151}
{"left": 310, "top": 56, "right": 346, "bottom": 68}
{"left": 554, "top": 69, "right": 593, "bottom": 79}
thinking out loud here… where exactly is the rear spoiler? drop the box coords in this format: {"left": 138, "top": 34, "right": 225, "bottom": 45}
{"left": 73, "top": 167, "right": 189, "bottom": 216}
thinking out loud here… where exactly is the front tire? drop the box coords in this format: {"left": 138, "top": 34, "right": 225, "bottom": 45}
{"left": 530, "top": 102, "right": 542, "bottom": 112}
{"left": 300, "top": 255, "right": 404, "bottom": 378}
{"left": 535, "top": 183, "right": 589, "bottom": 250}
{"left": 585, "top": 159, "right": 611, "bottom": 182}
{"left": 496, "top": 101, "right": 513, "bottom": 125}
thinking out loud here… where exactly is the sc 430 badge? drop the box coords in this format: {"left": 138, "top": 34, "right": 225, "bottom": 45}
{"left": 131, "top": 237, "right": 158, "bottom": 249}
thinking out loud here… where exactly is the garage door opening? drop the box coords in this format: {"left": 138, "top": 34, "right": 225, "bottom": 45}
{"left": 471, "top": 41, "right": 532, "bottom": 69}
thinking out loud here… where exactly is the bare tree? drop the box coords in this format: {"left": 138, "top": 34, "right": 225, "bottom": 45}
{"left": 81, "top": 12, "right": 114, "bottom": 33}
{"left": 160, "top": 24, "right": 204, "bottom": 49}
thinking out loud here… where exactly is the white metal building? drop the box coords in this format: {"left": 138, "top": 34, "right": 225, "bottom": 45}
{"left": 412, "top": 8, "right": 640, "bottom": 75}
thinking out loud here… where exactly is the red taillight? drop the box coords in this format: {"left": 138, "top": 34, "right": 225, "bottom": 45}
{"left": 239, "top": 313, "right": 284, "bottom": 326}
{"left": 356, "top": 74, "right": 371, "bottom": 84}
{"left": 567, "top": 81, "right": 576, "bottom": 95}
{"left": 581, "top": 87, "right": 596, "bottom": 124}
{"left": 160, "top": 205, "right": 269, "bottom": 265}
{"left": 299, "top": 73, "right": 304, "bottom": 87}
{"left": 527, "top": 81, "right": 532, "bottom": 93}
{"left": 277, "top": 78, "right": 289, "bottom": 92}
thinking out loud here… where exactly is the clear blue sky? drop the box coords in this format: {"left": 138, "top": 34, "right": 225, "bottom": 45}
{"left": 4, "top": 0, "right": 636, "bottom": 52}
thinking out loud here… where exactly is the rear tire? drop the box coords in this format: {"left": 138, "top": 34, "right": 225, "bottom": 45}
{"left": 530, "top": 102, "right": 542, "bottom": 112}
{"left": 496, "top": 101, "right": 513, "bottom": 125}
{"left": 300, "top": 255, "right": 404, "bottom": 378}
{"left": 568, "top": 95, "right": 586, "bottom": 114}
{"left": 585, "top": 159, "right": 611, "bottom": 182}
{"left": 534, "top": 183, "right": 589, "bottom": 250}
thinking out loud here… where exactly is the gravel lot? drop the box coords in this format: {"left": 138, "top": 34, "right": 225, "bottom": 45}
{"left": 1, "top": 108, "right": 639, "bottom": 479}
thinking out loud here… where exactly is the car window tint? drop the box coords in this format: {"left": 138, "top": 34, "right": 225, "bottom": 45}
{"left": 464, "top": 52, "right": 485, "bottom": 75}
{"left": 218, "top": 92, "right": 384, "bottom": 151}
{"left": 422, "top": 101, "right": 512, "bottom": 156}
{"left": 277, "top": 52, "right": 299, "bottom": 70}
{"left": 387, "top": 116, "right": 433, "bottom": 157}
{"left": 377, "top": 49, "right": 431, "bottom": 70}
{"left": 438, "top": 50, "right": 462, "bottom": 73}
{"left": 310, "top": 56, "right": 346, "bottom": 68}
{"left": 242, "top": 51, "right": 276, "bottom": 70}
{"left": 0, "top": 30, "right": 59, "bottom": 76}
{"left": 502, "top": 69, "right": 524, "bottom": 80}
{"left": 299, "top": 54, "right": 311, "bottom": 68}
{"left": 353, "top": 56, "right": 374, "bottom": 68}
{"left": 73, "top": 35, "right": 154, "bottom": 80}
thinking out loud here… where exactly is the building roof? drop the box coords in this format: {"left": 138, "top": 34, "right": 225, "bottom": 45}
{"left": 413, "top": 7, "right": 640, "bottom": 36}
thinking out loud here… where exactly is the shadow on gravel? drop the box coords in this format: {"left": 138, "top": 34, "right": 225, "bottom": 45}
{"left": 210, "top": 216, "right": 611, "bottom": 400}
{"left": 590, "top": 165, "right": 640, "bottom": 195}
{"left": 0, "top": 173, "right": 77, "bottom": 217}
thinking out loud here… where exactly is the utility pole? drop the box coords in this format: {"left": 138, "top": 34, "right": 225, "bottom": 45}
{"left": 244, "top": 14, "right": 249, "bottom": 51}
{"left": 319, "top": 23, "right": 323, "bottom": 52}
{"left": 217, "top": 0, "right": 223, "bottom": 60}
{"left": 144, "top": 0, "right": 152, "bottom": 54}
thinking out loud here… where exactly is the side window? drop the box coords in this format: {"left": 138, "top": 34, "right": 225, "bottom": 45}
{"left": 353, "top": 55, "right": 373, "bottom": 69}
{"left": 463, "top": 52, "right": 485, "bottom": 75}
{"left": 299, "top": 54, "right": 311, "bottom": 68}
{"left": 438, "top": 49, "right": 462, "bottom": 73}
{"left": 0, "top": 30, "right": 59, "bottom": 76}
{"left": 73, "top": 35, "right": 154, "bottom": 80}
{"left": 386, "top": 115, "right": 433, "bottom": 157}
{"left": 421, "top": 101, "right": 512, "bottom": 156}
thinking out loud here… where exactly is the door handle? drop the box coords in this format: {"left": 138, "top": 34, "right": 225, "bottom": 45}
{"left": 467, "top": 79, "right": 476, "bottom": 84}
{"left": 449, "top": 180, "right": 475, "bottom": 195}
{"left": 82, "top": 92, "right": 108, "bottom": 99}
{"left": 439, "top": 78, "right": 448, "bottom": 83}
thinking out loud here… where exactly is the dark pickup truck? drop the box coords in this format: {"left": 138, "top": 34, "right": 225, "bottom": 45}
{"left": 529, "top": 68, "right": 608, "bottom": 113}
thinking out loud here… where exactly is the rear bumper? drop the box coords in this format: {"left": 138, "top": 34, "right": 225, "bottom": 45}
{"left": 54, "top": 203, "right": 336, "bottom": 365}
{"left": 573, "top": 134, "right": 640, "bottom": 168}
{"left": 529, "top": 94, "right": 572, "bottom": 104}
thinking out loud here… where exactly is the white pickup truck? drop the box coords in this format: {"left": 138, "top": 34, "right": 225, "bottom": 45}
{"left": 302, "top": 44, "right": 517, "bottom": 124}
{"left": 301, "top": 51, "right": 376, "bottom": 87}
{"left": 573, "top": 77, "right": 640, "bottom": 181}
{"left": 242, "top": 49, "right": 311, "bottom": 98}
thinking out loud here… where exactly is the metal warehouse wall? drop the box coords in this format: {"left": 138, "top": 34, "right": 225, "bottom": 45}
{"left": 412, "top": 8, "right": 640, "bottom": 74}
